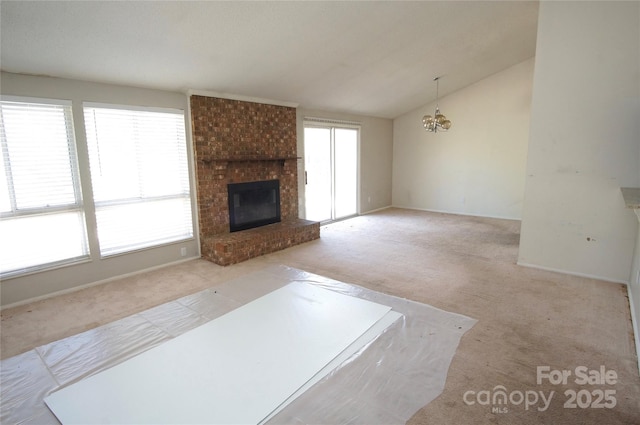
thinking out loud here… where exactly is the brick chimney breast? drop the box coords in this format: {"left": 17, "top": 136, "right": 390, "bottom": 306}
{"left": 190, "top": 95, "right": 318, "bottom": 265}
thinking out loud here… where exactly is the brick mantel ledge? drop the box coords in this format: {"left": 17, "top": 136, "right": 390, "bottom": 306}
{"left": 198, "top": 156, "right": 301, "bottom": 163}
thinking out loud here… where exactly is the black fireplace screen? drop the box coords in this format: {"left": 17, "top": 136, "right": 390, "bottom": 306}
{"left": 227, "top": 180, "right": 281, "bottom": 232}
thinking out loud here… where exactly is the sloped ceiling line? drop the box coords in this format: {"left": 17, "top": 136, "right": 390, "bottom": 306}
{"left": 0, "top": 1, "right": 539, "bottom": 119}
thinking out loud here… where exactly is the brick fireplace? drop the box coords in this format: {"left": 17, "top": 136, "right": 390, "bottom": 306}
{"left": 190, "top": 95, "right": 319, "bottom": 265}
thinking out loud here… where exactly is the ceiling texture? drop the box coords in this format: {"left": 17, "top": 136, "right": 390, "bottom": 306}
{"left": 1, "top": 1, "right": 539, "bottom": 119}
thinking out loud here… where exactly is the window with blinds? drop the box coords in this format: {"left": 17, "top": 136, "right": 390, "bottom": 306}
{"left": 0, "top": 98, "right": 89, "bottom": 276}
{"left": 83, "top": 104, "right": 193, "bottom": 256}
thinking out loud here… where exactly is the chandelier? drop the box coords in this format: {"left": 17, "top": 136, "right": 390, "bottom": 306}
{"left": 422, "top": 77, "right": 451, "bottom": 132}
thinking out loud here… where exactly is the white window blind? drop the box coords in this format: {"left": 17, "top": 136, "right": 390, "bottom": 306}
{"left": 0, "top": 98, "right": 89, "bottom": 276}
{"left": 83, "top": 104, "right": 193, "bottom": 256}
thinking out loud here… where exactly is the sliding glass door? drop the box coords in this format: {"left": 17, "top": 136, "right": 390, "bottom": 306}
{"left": 304, "top": 122, "right": 358, "bottom": 222}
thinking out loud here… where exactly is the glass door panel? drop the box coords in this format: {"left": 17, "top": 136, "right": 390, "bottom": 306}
{"left": 304, "top": 127, "right": 332, "bottom": 222}
{"left": 334, "top": 128, "right": 358, "bottom": 219}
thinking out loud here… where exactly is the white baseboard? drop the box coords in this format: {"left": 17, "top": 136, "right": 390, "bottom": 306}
{"left": 0, "top": 256, "right": 201, "bottom": 311}
{"left": 516, "top": 261, "right": 629, "bottom": 285}
{"left": 391, "top": 205, "right": 522, "bottom": 222}
{"left": 360, "top": 205, "right": 392, "bottom": 215}
{"left": 626, "top": 286, "right": 640, "bottom": 376}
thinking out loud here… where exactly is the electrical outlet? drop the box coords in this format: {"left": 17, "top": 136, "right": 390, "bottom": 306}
{"left": 180, "top": 247, "right": 187, "bottom": 257}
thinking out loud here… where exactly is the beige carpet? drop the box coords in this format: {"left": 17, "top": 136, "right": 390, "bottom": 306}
{"left": 1, "top": 208, "right": 638, "bottom": 424}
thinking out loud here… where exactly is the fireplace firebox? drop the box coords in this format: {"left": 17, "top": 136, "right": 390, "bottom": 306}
{"left": 227, "top": 180, "right": 281, "bottom": 232}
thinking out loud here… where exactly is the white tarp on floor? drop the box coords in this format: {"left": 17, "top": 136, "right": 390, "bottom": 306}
{"left": 0, "top": 265, "right": 477, "bottom": 424}
{"left": 44, "top": 282, "right": 396, "bottom": 424}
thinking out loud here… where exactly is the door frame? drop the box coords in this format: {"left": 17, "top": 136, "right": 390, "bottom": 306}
{"left": 302, "top": 117, "right": 361, "bottom": 223}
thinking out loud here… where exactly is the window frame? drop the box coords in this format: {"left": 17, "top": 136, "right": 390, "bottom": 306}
{"left": 0, "top": 96, "right": 90, "bottom": 277}
{"left": 82, "top": 102, "right": 194, "bottom": 258}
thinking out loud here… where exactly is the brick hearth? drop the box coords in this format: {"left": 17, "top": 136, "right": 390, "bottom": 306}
{"left": 190, "top": 95, "right": 319, "bottom": 265}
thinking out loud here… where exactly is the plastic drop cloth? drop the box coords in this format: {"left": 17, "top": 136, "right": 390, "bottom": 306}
{"left": 0, "top": 265, "right": 476, "bottom": 425}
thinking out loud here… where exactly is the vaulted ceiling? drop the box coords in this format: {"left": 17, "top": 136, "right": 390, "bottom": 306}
{"left": 1, "top": 1, "right": 538, "bottom": 119}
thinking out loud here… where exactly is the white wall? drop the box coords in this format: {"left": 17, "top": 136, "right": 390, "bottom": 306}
{"left": 0, "top": 73, "right": 392, "bottom": 307}
{"left": 392, "top": 58, "right": 534, "bottom": 220}
{"left": 296, "top": 109, "right": 393, "bottom": 215}
{"left": 518, "top": 1, "right": 640, "bottom": 283}
{"left": 0, "top": 72, "right": 201, "bottom": 307}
